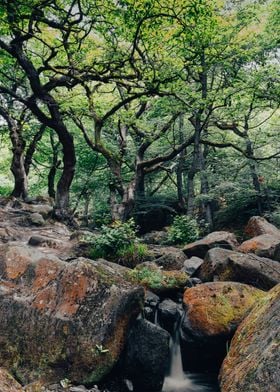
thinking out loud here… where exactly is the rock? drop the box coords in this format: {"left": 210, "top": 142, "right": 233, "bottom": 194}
{"left": 196, "top": 248, "right": 280, "bottom": 290}
{"left": 183, "top": 231, "right": 239, "bottom": 259}
{"left": 219, "top": 284, "right": 280, "bottom": 392}
{"left": 158, "top": 299, "right": 181, "bottom": 333}
{"left": 0, "top": 244, "right": 144, "bottom": 385}
{"left": 146, "top": 245, "right": 186, "bottom": 270}
{"left": 182, "top": 256, "right": 204, "bottom": 276}
{"left": 0, "top": 368, "right": 23, "bottom": 392}
{"left": 141, "top": 230, "right": 168, "bottom": 245}
{"left": 28, "top": 235, "right": 61, "bottom": 249}
{"left": 244, "top": 216, "right": 280, "bottom": 238}
{"left": 21, "top": 203, "right": 53, "bottom": 218}
{"left": 129, "top": 262, "right": 189, "bottom": 294}
{"left": 239, "top": 233, "right": 280, "bottom": 260}
{"left": 181, "top": 282, "right": 265, "bottom": 372}
{"left": 28, "top": 212, "right": 45, "bottom": 226}
{"left": 144, "top": 291, "right": 160, "bottom": 322}
{"left": 124, "top": 319, "right": 170, "bottom": 392}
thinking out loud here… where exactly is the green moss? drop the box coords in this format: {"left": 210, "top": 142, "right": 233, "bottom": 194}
{"left": 128, "top": 266, "right": 188, "bottom": 292}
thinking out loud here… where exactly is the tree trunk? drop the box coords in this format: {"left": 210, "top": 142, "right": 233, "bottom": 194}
{"left": 54, "top": 124, "right": 76, "bottom": 214}
{"left": 10, "top": 142, "right": 28, "bottom": 199}
{"left": 199, "top": 144, "right": 213, "bottom": 230}
{"left": 176, "top": 115, "right": 186, "bottom": 209}
{"left": 187, "top": 123, "right": 201, "bottom": 216}
{"left": 24, "top": 125, "right": 45, "bottom": 176}
{"left": 48, "top": 131, "right": 60, "bottom": 199}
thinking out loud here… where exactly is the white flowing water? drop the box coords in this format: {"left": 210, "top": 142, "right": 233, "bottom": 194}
{"left": 162, "top": 320, "right": 216, "bottom": 392}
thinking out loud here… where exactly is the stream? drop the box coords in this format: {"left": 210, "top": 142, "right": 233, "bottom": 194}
{"left": 161, "top": 313, "right": 219, "bottom": 392}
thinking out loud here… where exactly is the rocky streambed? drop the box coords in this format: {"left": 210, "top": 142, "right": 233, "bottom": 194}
{"left": 0, "top": 197, "right": 279, "bottom": 392}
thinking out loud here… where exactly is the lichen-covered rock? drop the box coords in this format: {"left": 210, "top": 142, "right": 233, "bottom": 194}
{"left": 181, "top": 282, "right": 264, "bottom": 372}
{"left": 128, "top": 262, "right": 189, "bottom": 294}
{"left": 244, "top": 216, "right": 280, "bottom": 238}
{"left": 239, "top": 233, "right": 280, "bottom": 260}
{"left": 0, "top": 368, "right": 23, "bottom": 392}
{"left": 219, "top": 284, "right": 280, "bottom": 392}
{"left": 146, "top": 245, "right": 186, "bottom": 270}
{"left": 0, "top": 244, "right": 144, "bottom": 385}
{"left": 196, "top": 248, "right": 280, "bottom": 290}
{"left": 183, "top": 231, "right": 239, "bottom": 259}
{"left": 124, "top": 319, "right": 170, "bottom": 392}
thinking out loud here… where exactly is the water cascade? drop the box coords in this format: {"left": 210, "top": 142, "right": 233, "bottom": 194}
{"left": 162, "top": 314, "right": 218, "bottom": 392}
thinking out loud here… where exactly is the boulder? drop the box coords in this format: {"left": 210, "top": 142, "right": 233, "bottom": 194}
{"left": 146, "top": 245, "right": 186, "bottom": 270}
{"left": 219, "top": 284, "right": 280, "bottom": 392}
{"left": 158, "top": 299, "right": 181, "bottom": 333}
{"left": 181, "top": 282, "right": 265, "bottom": 372}
{"left": 183, "top": 231, "right": 239, "bottom": 259}
{"left": 244, "top": 216, "right": 280, "bottom": 238}
{"left": 0, "top": 368, "right": 23, "bottom": 392}
{"left": 0, "top": 243, "right": 144, "bottom": 385}
{"left": 181, "top": 256, "right": 204, "bottom": 276}
{"left": 28, "top": 212, "right": 45, "bottom": 226}
{"left": 20, "top": 203, "right": 53, "bottom": 218}
{"left": 128, "top": 262, "right": 189, "bottom": 294}
{"left": 196, "top": 248, "right": 280, "bottom": 290}
{"left": 239, "top": 233, "right": 280, "bottom": 260}
{"left": 141, "top": 230, "right": 168, "bottom": 245}
{"left": 124, "top": 319, "right": 170, "bottom": 392}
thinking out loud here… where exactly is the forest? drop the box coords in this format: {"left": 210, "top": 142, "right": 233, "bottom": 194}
{"left": 0, "top": 1, "right": 279, "bottom": 392}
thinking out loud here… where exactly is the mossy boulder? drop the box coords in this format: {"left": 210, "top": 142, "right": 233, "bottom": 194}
{"left": 0, "top": 244, "right": 144, "bottom": 386}
{"left": 239, "top": 234, "right": 280, "bottom": 261}
{"left": 183, "top": 231, "right": 239, "bottom": 259}
{"left": 0, "top": 368, "right": 23, "bottom": 392}
{"left": 128, "top": 262, "right": 189, "bottom": 294}
{"left": 196, "top": 248, "right": 280, "bottom": 290}
{"left": 181, "top": 282, "right": 265, "bottom": 372}
{"left": 219, "top": 284, "right": 280, "bottom": 392}
{"left": 244, "top": 216, "right": 280, "bottom": 238}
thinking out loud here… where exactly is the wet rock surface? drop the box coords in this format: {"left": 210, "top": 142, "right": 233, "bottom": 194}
{"left": 196, "top": 248, "right": 280, "bottom": 290}
{"left": 124, "top": 319, "right": 170, "bottom": 392}
{"left": 219, "top": 284, "right": 280, "bottom": 392}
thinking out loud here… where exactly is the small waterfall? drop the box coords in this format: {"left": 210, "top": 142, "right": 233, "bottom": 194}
{"left": 162, "top": 314, "right": 208, "bottom": 392}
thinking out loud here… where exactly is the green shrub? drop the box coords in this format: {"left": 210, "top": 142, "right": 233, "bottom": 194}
{"left": 90, "top": 219, "right": 148, "bottom": 266}
{"left": 128, "top": 266, "right": 188, "bottom": 292}
{"left": 167, "top": 215, "right": 199, "bottom": 245}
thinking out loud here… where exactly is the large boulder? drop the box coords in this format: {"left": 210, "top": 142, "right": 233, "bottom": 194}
{"left": 124, "top": 319, "right": 170, "bottom": 392}
{"left": 219, "top": 284, "right": 280, "bottom": 392}
{"left": 0, "top": 243, "right": 144, "bottom": 385}
{"left": 183, "top": 231, "right": 239, "bottom": 259}
{"left": 239, "top": 233, "right": 280, "bottom": 261}
{"left": 181, "top": 282, "right": 264, "bottom": 371}
{"left": 146, "top": 245, "right": 186, "bottom": 270}
{"left": 0, "top": 368, "right": 23, "bottom": 392}
{"left": 244, "top": 216, "right": 280, "bottom": 238}
{"left": 196, "top": 248, "right": 280, "bottom": 290}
